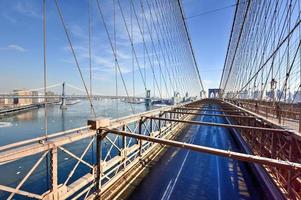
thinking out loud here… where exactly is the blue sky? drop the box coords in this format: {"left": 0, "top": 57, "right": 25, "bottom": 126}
{"left": 183, "top": 0, "right": 235, "bottom": 92}
{"left": 0, "top": 0, "right": 235, "bottom": 97}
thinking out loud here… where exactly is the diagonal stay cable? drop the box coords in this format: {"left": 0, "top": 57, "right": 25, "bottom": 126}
{"left": 221, "top": 0, "right": 251, "bottom": 93}
{"left": 116, "top": 0, "right": 147, "bottom": 91}
{"left": 137, "top": 1, "right": 167, "bottom": 96}
{"left": 233, "top": 16, "right": 301, "bottom": 99}
{"left": 135, "top": 0, "right": 170, "bottom": 97}
{"left": 177, "top": 0, "right": 205, "bottom": 95}
{"left": 278, "top": 37, "right": 301, "bottom": 102}
{"left": 54, "top": 0, "right": 96, "bottom": 117}
{"left": 128, "top": 0, "right": 163, "bottom": 98}
{"left": 144, "top": 0, "right": 176, "bottom": 94}
{"left": 95, "top": 0, "right": 135, "bottom": 113}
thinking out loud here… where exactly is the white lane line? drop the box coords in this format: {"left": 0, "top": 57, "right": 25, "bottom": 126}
{"left": 165, "top": 147, "right": 190, "bottom": 199}
{"left": 213, "top": 108, "right": 222, "bottom": 200}
{"left": 161, "top": 110, "right": 204, "bottom": 200}
{"left": 161, "top": 148, "right": 190, "bottom": 200}
{"left": 161, "top": 179, "right": 173, "bottom": 200}
{"left": 161, "top": 136, "right": 194, "bottom": 200}
{"left": 216, "top": 152, "right": 222, "bottom": 200}
{"left": 165, "top": 130, "right": 199, "bottom": 200}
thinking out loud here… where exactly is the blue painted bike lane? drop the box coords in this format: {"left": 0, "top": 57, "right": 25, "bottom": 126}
{"left": 128, "top": 104, "right": 265, "bottom": 200}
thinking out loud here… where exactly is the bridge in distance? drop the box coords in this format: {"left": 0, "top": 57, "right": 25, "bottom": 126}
{"left": 0, "top": 0, "right": 301, "bottom": 200}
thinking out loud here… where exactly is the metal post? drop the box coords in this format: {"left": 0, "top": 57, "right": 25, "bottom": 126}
{"left": 265, "top": 106, "right": 268, "bottom": 119}
{"left": 259, "top": 131, "right": 263, "bottom": 155}
{"left": 122, "top": 124, "right": 127, "bottom": 168}
{"left": 287, "top": 136, "right": 292, "bottom": 197}
{"left": 171, "top": 112, "right": 174, "bottom": 129}
{"left": 96, "top": 131, "right": 102, "bottom": 197}
{"left": 271, "top": 132, "right": 276, "bottom": 159}
{"left": 169, "top": 112, "right": 173, "bottom": 130}
{"left": 158, "top": 112, "right": 162, "bottom": 136}
{"left": 150, "top": 118, "right": 153, "bottom": 133}
{"left": 276, "top": 104, "right": 281, "bottom": 124}
{"left": 50, "top": 147, "right": 58, "bottom": 200}
{"left": 139, "top": 119, "right": 143, "bottom": 156}
{"left": 299, "top": 105, "right": 301, "bottom": 133}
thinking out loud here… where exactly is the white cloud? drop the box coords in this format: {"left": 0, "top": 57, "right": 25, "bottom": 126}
{"left": 13, "top": 2, "right": 41, "bottom": 19}
{"left": 69, "top": 24, "right": 87, "bottom": 39}
{"left": 0, "top": 44, "right": 26, "bottom": 52}
{"left": 61, "top": 42, "right": 133, "bottom": 74}
{"left": 8, "top": 44, "right": 26, "bottom": 52}
{"left": 2, "top": 13, "right": 16, "bottom": 23}
{"left": 203, "top": 79, "right": 213, "bottom": 85}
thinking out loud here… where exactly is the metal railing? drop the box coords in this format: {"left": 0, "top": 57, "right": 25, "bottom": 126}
{"left": 223, "top": 100, "right": 301, "bottom": 199}
{"left": 0, "top": 100, "right": 198, "bottom": 200}
{"left": 1, "top": 99, "right": 301, "bottom": 199}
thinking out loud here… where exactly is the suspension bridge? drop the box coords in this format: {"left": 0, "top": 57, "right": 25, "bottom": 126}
{"left": 1, "top": 0, "right": 301, "bottom": 200}
{"left": 0, "top": 82, "right": 146, "bottom": 100}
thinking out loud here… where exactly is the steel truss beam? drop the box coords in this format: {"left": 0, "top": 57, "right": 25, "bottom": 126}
{"left": 222, "top": 100, "right": 301, "bottom": 199}
{"left": 164, "top": 111, "right": 255, "bottom": 119}
{"left": 145, "top": 116, "right": 288, "bottom": 132}
{"left": 104, "top": 128, "right": 301, "bottom": 170}
{"left": 177, "top": 107, "right": 245, "bottom": 113}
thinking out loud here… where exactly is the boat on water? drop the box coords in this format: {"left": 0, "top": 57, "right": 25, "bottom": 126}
{"left": 55, "top": 99, "right": 81, "bottom": 105}
{"left": 122, "top": 98, "right": 145, "bottom": 104}
{"left": 66, "top": 100, "right": 81, "bottom": 105}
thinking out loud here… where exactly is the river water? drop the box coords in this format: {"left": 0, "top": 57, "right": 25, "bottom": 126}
{"left": 0, "top": 100, "right": 151, "bottom": 199}
{"left": 0, "top": 100, "right": 149, "bottom": 146}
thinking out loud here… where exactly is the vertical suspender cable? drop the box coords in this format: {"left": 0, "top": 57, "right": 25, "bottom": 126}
{"left": 131, "top": 1, "right": 135, "bottom": 113}
{"left": 299, "top": 0, "right": 301, "bottom": 99}
{"left": 127, "top": 0, "right": 163, "bottom": 98}
{"left": 42, "top": 0, "right": 50, "bottom": 191}
{"left": 89, "top": 0, "right": 92, "bottom": 105}
{"left": 221, "top": 0, "right": 251, "bottom": 96}
{"left": 113, "top": 0, "right": 118, "bottom": 115}
{"left": 88, "top": 0, "right": 95, "bottom": 166}
{"left": 116, "top": 0, "right": 148, "bottom": 92}
{"left": 43, "top": 0, "right": 48, "bottom": 139}
{"left": 142, "top": 5, "right": 146, "bottom": 94}
{"left": 177, "top": 0, "right": 205, "bottom": 97}
{"left": 219, "top": 0, "right": 239, "bottom": 93}
{"left": 95, "top": 0, "right": 135, "bottom": 113}
{"left": 88, "top": 0, "right": 93, "bottom": 110}
{"left": 54, "top": 0, "right": 97, "bottom": 117}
